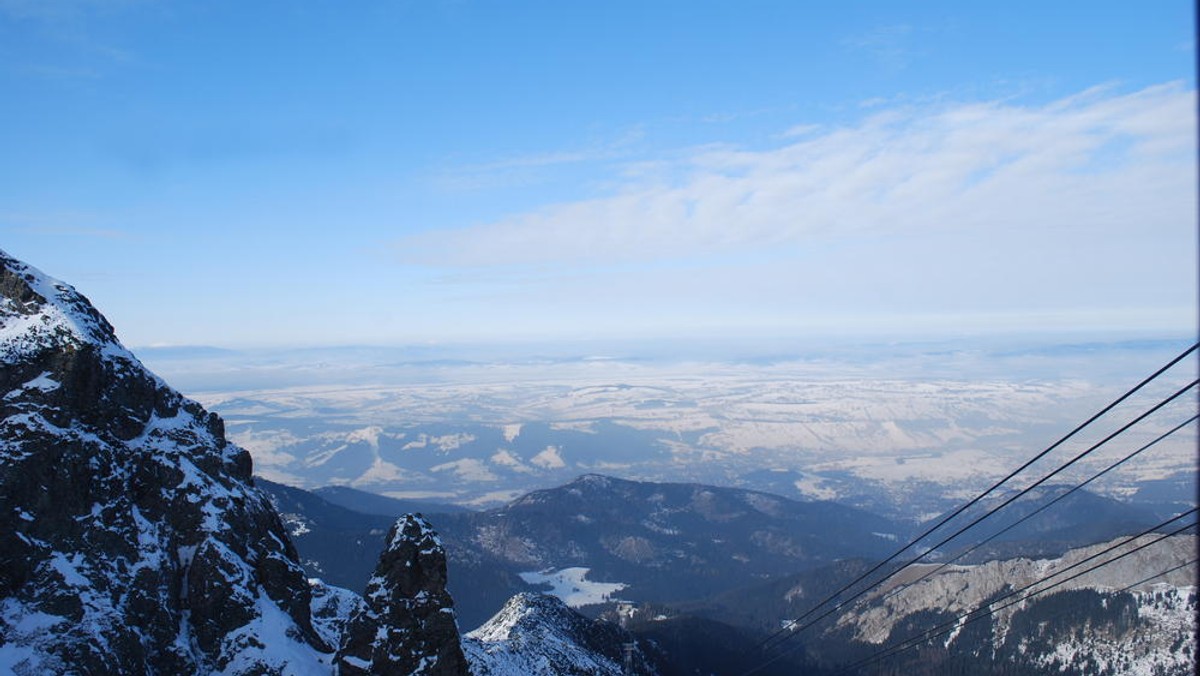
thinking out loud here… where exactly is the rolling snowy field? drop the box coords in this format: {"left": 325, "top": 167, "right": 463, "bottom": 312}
{"left": 143, "top": 338, "right": 1198, "bottom": 518}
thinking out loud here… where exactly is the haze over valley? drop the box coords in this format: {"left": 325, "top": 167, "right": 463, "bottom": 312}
{"left": 144, "top": 338, "right": 1198, "bottom": 521}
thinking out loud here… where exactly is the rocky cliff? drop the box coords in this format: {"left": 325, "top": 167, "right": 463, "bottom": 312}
{"left": 0, "top": 251, "right": 465, "bottom": 675}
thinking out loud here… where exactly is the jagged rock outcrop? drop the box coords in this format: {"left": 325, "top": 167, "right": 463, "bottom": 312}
{"left": 464, "top": 592, "right": 656, "bottom": 675}
{"left": 337, "top": 514, "right": 469, "bottom": 675}
{"left": 0, "top": 251, "right": 333, "bottom": 674}
{"left": 308, "top": 578, "right": 365, "bottom": 654}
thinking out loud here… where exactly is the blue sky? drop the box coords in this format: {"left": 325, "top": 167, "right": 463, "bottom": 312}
{"left": 1, "top": 0, "right": 1195, "bottom": 348}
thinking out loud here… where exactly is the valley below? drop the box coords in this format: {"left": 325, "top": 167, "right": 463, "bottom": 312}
{"left": 145, "top": 341, "right": 1198, "bottom": 522}
{"left": 2, "top": 249, "right": 1195, "bottom": 675}
{"left": 174, "top": 339, "right": 1196, "bottom": 674}
{"left": 260, "top": 472, "right": 1198, "bottom": 676}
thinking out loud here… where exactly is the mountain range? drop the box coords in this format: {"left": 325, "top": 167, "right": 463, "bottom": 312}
{"left": 1, "top": 249, "right": 1194, "bottom": 675}
{"left": 257, "top": 471, "right": 1196, "bottom": 675}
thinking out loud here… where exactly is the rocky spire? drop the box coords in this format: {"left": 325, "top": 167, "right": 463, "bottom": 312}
{"left": 337, "top": 514, "right": 469, "bottom": 675}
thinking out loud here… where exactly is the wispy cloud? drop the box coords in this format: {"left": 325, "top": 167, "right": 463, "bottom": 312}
{"left": 382, "top": 82, "right": 1199, "bottom": 337}
{"left": 393, "top": 82, "right": 1196, "bottom": 272}
{"left": 780, "top": 123, "right": 821, "bottom": 138}
{"left": 428, "top": 126, "right": 646, "bottom": 193}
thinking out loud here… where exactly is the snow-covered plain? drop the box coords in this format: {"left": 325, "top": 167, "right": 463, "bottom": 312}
{"left": 517, "top": 568, "right": 628, "bottom": 607}
{"left": 144, "top": 340, "right": 1198, "bottom": 515}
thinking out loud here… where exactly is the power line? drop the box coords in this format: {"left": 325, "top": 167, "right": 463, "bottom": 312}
{"left": 836, "top": 515, "right": 1197, "bottom": 674}
{"left": 838, "top": 520, "right": 1198, "bottom": 674}
{"left": 841, "top": 546, "right": 1198, "bottom": 675}
{"left": 752, "top": 376, "right": 1196, "bottom": 664}
{"left": 745, "top": 342, "right": 1197, "bottom": 663}
{"left": 881, "top": 413, "right": 1199, "bottom": 601}
{"left": 1115, "top": 557, "right": 1198, "bottom": 594}
{"left": 755, "top": 509, "right": 1197, "bottom": 676}
{"left": 739, "top": 343, "right": 1199, "bottom": 675}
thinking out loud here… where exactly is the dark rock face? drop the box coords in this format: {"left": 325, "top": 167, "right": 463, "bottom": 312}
{"left": 337, "top": 514, "right": 469, "bottom": 675}
{"left": 0, "top": 251, "right": 327, "bottom": 673}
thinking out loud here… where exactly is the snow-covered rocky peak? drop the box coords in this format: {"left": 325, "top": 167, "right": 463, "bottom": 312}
{"left": 0, "top": 252, "right": 330, "bottom": 673}
{"left": 464, "top": 592, "right": 655, "bottom": 675}
{"left": 467, "top": 592, "right": 586, "bottom": 643}
{"left": 0, "top": 249, "right": 126, "bottom": 363}
{"left": 337, "top": 514, "right": 468, "bottom": 675}
{"left": 384, "top": 511, "right": 443, "bottom": 556}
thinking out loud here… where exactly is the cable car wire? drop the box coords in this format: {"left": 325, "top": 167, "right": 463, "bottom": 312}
{"left": 881, "top": 413, "right": 1198, "bottom": 601}
{"left": 746, "top": 342, "right": 1196, "bottom": 663}
{"left": 753, "top": 376, "right": 1196, "bottom": 662}
{"left": 834, "top": 517, "right": 1197, "bottom": 674}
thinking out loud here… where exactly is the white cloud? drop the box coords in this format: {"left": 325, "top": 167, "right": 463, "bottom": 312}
{"left": 385, "top": 82, "right": 1197, "bottom": 338}
{"left": 395, "top": 83, "right": 1195, "bottom": 272}
{"left": 427, "top": 126, "right": 645, "bottom": 193}
{"left": 781, "top": 123, "right": 822, "bottom": 138}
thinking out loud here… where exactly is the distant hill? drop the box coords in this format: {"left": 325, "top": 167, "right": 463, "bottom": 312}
{"left": 313, "top": 484, "right": 470, "bottom": 517}
{"left": 429, "top": 474, "right": 902, "bottom": 625}
{"left": 255, "top": 470, "right": 1195, "bottom": 674}
{"left": 939, "top": 483, "right": 1161, "bottom": 562}
{"left": 257, "top": 474, "right": 902, "bottom": 629}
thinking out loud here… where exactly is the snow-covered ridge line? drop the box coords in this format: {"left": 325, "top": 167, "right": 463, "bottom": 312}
{"left": 0, "top": 250, "right": 185, "bottom": 404}
{"left": 1, "top": 250, "right": 123, "bottom": 358}
{"left": 842, "top": 534, "right": 1198, "bottom": 645}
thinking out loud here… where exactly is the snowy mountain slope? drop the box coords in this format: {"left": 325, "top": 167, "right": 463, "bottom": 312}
{"left": 307, "top": 578, "right": 364, "bottom": 650}
{"left": 0, "top": 251, "right": 467, "bottom": 675}
{"left": 665, "top": 536, "right": 1196, "bottom": 674}
{"left": 463, "top": 592, "right": 655, "bottom": 676}
{"left": 804, "top": 534, "right": 1198, "bottom": 675}
{"left": 0, "top": 250, "right": 330, "bottom": 673}
{"left": 833, "top": 534, "right": 1196, "bottom": 647}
